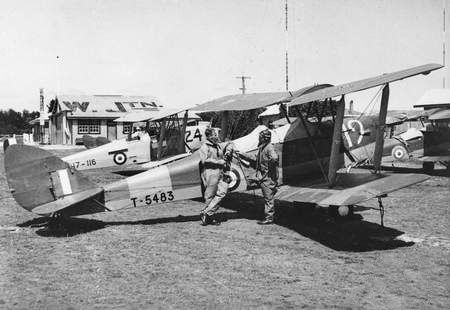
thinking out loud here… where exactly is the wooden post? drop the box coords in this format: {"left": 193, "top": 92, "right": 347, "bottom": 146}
{"left": 373, "top": 83, "right": 390, "bottom": 172}
{"left": 328, "top": 95, "right": 346, "bottom": 187}
{"left": 179, "top": 110, "right": 188, "bottom": 153}
{"left": 157, "top": 119, "right": 166, "bottom": 160}
{"left": 221, "top": 111, "right": 229, "bottom": 141}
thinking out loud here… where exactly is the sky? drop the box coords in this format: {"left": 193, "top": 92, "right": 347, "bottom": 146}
{"left": 0, "top": 0, "right": 448, "bottom": 113}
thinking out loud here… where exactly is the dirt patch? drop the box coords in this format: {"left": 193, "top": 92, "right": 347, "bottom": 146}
{"left": 0, "top": 148, "right": 448, "bottom": 308}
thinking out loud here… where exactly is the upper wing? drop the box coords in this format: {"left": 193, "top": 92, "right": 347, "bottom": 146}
{"left": 193, "top": 84, "right": 332, "bottom": 112}
{"left": 289, "top": 63, "right": 443, "bottom": 107}
{"left": 428, "top": 108, "right": 450, "bottom": 120}
{"left": 192, "top": 92, "right": 288, "bottom": 112}
{"left": 113, "top": 107, "right": 199, "bottom": 123}
{"left": 113, "top": 110, "right": 161, "bottom": 123}
{"left": 276, "top": 172, "right": 429, "bottom": 206}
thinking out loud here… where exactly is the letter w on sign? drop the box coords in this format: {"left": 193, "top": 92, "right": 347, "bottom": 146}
{"left": 63, "top": 101, "right": 90, "bottom": 112}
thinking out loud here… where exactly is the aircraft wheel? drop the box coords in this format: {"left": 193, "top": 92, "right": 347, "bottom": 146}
{"left": 423, "top": 161, "right": 434, "bottom": 173}
{"left": 391, "top": 145, "right": 408, "bottom": 161}
{"left": 328, "top": 205, "right": 353, "bottom": 218}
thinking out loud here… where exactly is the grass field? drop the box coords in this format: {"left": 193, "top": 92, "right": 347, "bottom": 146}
{"left": 0, "top": 147, "right": 448, "bottom": 309}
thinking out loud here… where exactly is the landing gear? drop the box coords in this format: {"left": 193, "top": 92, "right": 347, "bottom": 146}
{"left": 328, "top": 205, "right": 355, "bottom": 218}
{"left": 423, "top": 161, "right": 434, "bottom": 173}
{"left": 47, "top": 212, "right": 68, "bottom": 231}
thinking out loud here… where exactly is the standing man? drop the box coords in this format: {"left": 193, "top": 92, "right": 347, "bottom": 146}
{"left": 240, "top": 129, "right": 279, "bottom": 225}
{"left": 198, "top": 128, "right": 227, "bottom": 226}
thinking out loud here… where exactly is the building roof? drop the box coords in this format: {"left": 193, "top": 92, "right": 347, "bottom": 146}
{"left": 49, "top": 94, "right": 161, "bottom": 118}
{"left": 414, "top": 89, "right": 450, "bottom": 108}
{"left": 29, "top": 115, "right": 49, "bottom": 125}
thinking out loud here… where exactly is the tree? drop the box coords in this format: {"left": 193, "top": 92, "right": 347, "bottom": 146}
{"left": 0, "top": 109, "right": 39, "bottom": 135}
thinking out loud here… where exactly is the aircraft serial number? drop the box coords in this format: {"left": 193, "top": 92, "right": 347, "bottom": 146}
{"left": 130, "top": 191, "right": 174, "bottom": 207}
{"left": 71, "top": 159, "right": 96, "bottom": 169}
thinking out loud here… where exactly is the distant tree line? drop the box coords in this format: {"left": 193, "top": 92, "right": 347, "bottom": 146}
{"left": 0, "top": 109, "right": 39, "bottom": 135}
{"left": 199, "top": 109, "right": 265, "bottom": 140}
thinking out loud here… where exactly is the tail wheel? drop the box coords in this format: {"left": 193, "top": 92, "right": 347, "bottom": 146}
{"left": 391, "top": 145, "right": 408, "bottom": 161}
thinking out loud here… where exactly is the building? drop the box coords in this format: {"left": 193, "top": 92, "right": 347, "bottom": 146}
{"left": 29, "top": 115, "right": 49, "bottom": 144}
{"left": 47, "top": 95, "right": 161, "bottom": 144}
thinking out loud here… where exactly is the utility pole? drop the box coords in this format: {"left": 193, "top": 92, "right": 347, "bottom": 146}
{"left": 443, "top": 0, "right": 446, "bottom": 88}
{"left": 236, "top": 75, "right": 251, "bottom": 94}
{"left": 285, "top": 0, "right": 289, "bottom": 91}
{"left": 39, "top": 88, "right": 44, "bottom": 144}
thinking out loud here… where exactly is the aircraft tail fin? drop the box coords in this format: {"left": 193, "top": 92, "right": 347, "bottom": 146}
{"left": 4, "top": 145, "right": 107, "bottom": 216}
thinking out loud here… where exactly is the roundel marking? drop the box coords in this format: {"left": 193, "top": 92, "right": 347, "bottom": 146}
{"left": 391, "top": 145, "right": 408, "bottom": 161}
{"left": 394, "top": 149, "right": 404, "bottom": 158}
{"left": 228, "top": 168, "right": 241, "bottom": 192}
{"left": 113, "top": 152, "right": 127, "bottom": 165}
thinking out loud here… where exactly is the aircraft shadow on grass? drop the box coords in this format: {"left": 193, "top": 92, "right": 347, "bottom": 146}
{"left": 220, "top": 192, "right": 414, "bottom": 252}
{"left": 18, "top": 193, "right": 413, "bottom": 252}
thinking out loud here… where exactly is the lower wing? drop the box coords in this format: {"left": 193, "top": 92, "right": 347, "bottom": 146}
{"left": 276, "top": 171, "right": 429, "bottom": 206}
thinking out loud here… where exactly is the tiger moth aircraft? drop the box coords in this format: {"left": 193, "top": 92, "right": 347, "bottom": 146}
{"left": 412, "top": 90, "right": 450, "bottom": 172}
{"left": 56, "top": 109, "right": 217, "bottom": 171}
{"left": 4, "top": 63, "right": 442, "bottom": 227}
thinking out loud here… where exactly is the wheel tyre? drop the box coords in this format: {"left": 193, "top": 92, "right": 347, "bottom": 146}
{"left": 423, "top": 161, "right": 434, "bottom": 173}
{"left": 391, "top": 145, "right": 408, "bottom": 161}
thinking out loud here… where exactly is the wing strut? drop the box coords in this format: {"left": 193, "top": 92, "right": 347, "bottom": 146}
{"left": 280, "top": 103, "right": 291, "bottom": 124}
{"left": 221, "top": 111, "right": 230, "bottom": 140}
{"left": 373, "top": 83, "right": 390, "bottom": 172}
{"left": 179, "top": 110, "right": 188, "bottom": 153}
{"left": 296, "top": 106, "right": 330, "bottom": 184}
{"left": 328, "top": 95, "right": 346, "bottom": 187}
{"left": 157, "top": 118, "right": 166, "bottom": 160}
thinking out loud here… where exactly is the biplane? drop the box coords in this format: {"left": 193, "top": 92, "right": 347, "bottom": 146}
{"left": 4, "top": 63, "right": 442, "bottom": 227}
{"left": 60, "top": 109, "right": 216, "bottom": 171}
{"left": 5, "top": 109, "right": 216, "bottom": 172}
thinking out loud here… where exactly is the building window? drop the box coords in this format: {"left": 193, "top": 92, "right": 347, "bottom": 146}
{"left": 123, "top": 122, "right": 132, "bottom": 134}
{"left": 78, "top": 120, "right": 90, "bottom": 134}
{"left": 89, "top": 120, "right": 100, "bottom": 134}
{"left": 78, "top": 119, "right": 101, "bottom": 134}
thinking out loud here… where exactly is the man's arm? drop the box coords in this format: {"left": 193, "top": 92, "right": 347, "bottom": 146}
{"left": 199, "top": 144, "right": 225, "bottom": 166}
{"left": 267, "top": 144, "right": 279, "bottom": 164}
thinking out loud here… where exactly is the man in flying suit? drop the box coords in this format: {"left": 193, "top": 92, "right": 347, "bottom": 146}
{"left": 240, "top": 129, "right": 279, "bottom": 225}
{"left": 198, "top": 128, "right": 228, "bottom": 226}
